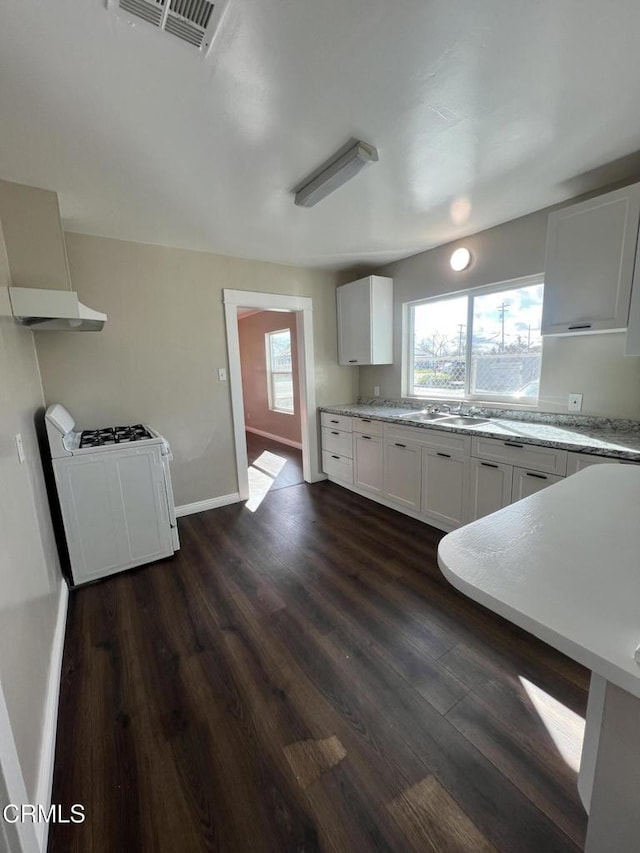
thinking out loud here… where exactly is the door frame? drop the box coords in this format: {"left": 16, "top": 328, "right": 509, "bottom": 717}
{"left": 223, "top": 289, "right": 322, "bottom": 501}
{"left": 0, "top": 678, "right": 40, "bottom": 853}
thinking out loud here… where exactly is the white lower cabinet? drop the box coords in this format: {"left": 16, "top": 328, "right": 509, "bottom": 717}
{"left": 566, "top": 452, "right": 640, "bottom": 475}
{"left": 320, "top": 412, "right": 353, "bottom": 484}
{"left": 469, "top": 457, "right": 563, "bottom": 521}
{"left": 468, "top": 458, "right": 513, "bottom": 522}
{"left": 384, "top": 439, "right": 421, "bottom": 511}
{"left": 354, "top": 433, "right": 384, "bottom": 494}
{"left": 422, "top": 448, "right": 469, "bottom": 528}
{"left": 320, "top": 412, "right": 637, "bottom": 534}
{"left": 511, "top": 467, "right": 563, "bottom": 500}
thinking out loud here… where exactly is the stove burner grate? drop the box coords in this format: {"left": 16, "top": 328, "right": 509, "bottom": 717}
{"left": 80, "top": 424, "right": 153, "bottom": 448}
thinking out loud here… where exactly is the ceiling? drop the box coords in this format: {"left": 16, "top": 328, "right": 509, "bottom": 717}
{"left": 2, "top": 1, "right": 640, "bottom": 271}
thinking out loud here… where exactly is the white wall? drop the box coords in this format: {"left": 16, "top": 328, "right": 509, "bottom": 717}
{"left": 35, "top": 233, "right": 358, "bottom": 507}
{"left": 360, "top": 206, "right": 640, "bottom": 418}
{"left": 0, "top": 216, "right": 65, "bottom": 804}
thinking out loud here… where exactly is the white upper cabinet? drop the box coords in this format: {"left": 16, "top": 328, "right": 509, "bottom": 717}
{"left": 337, "top": 275, "right": 393, "bottom": 365}
{"left": 542, "top": 183, "right": 640, "bottom": 336}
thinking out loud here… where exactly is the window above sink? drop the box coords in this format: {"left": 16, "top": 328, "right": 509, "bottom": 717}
{"left": 404, "top": 275, "right": 544, "bottom": 405}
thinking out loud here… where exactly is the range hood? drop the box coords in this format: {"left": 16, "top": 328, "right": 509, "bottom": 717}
{"left": 9, "top": 287, "right": 107, "bottom": 331}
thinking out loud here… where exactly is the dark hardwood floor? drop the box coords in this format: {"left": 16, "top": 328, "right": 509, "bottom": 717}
{"left": 48, "top": 479, "right": 589, "bottom": 852}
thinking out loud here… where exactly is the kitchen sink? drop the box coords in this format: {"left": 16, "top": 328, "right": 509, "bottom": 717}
{"left": 398, "top": 411, "right": 449, "bottom": 421}
{"left": 439, "top": 415, "right": 490, "bottom": 427}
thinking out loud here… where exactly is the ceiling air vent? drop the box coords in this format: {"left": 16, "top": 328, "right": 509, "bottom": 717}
{"left": 107, "top": 0, "right": 229, "bottom": 56}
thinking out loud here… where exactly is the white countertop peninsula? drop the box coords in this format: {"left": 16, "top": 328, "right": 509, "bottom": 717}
{"left": 438, "top": 464, "right": 640, "bottom": 853}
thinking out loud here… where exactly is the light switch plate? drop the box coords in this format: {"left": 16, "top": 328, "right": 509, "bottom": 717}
{"left": 218, "top": 367, "right": 227, "bottom": 381}
{"left": 568, "top": 393, "right": 583, "bottom": 412}
{"left": 15, "top": 433, "right": 25, "bottom": 463}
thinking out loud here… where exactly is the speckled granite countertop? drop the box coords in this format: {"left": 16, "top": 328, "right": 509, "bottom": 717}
{"left": 320, "top": 403, "right": 640, "bottom": 461}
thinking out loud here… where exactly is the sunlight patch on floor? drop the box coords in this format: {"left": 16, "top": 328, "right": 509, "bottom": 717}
{"left": 245, "top": 452, "right": 287, "bottom": 512}
{"left": 519, "top": 676, "right": 585, "bottom": 773}
{"left": 253, "top": 450, "right": 287, "bottom": 478}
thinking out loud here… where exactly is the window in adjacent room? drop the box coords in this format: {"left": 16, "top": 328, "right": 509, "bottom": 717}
{"left": 266, "top": 328, "right": 294, "bottom": 413}
{"left": 406, "top": 275, "right": 544, "bottom": 402}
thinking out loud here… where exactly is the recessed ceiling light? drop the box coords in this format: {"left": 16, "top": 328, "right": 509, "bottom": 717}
{"left": 450, "top": 247, "right": 471, "bottom": 271}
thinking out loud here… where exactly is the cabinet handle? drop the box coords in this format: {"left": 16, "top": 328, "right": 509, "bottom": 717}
{"left": 331, "top": 431, "right": 339, "bottom": 435}
{"left": 395, "top": 443, "right": 406, "bottom": 448}
{"left": 504, "top": 441, "right": 524, "bottom": 448}
{"left": 361, "top": 435, "right": 372, "bottom": 440}
{"left": 331, "top": 455, "right": 340, "bottom": 460}
{"left": 330, "top": 419, "right": 339, "bottom": 424}
{"left": 348, "top": 359, "right": 358, "bottom": 363}
{"left": 568, "top": 323, "right": 592, "bottom": 330}
{"left": 437, "top": 452, "right": 451, "bottom": 458}
{"left": 525, "top": 472, "right": 547, "bottom": 480}
{"left": 361, "top": 418, "right": 371, "bottom": 423}
{"left": 480, "top": 462, "right": 499, "bottom": 469}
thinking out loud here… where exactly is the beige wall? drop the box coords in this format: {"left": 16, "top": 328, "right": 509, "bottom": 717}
{"left": 361, "top": 207, "right": 640, "bottom": 418}
{"left": 239, "top": 311, "right": 302, "bottom": 445}
{"left": 0, "top": 178, "right": 71, "bottom": 292}
{"left": 0, "top": 217, "right": 64, "bottom": 801}
{"left": 35, "top": 233, "right": 357, "bottom": 507}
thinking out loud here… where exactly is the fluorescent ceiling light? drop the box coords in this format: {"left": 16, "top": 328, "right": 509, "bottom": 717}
{"left": 294, "top": 140, "right": 378, "bottom": 207}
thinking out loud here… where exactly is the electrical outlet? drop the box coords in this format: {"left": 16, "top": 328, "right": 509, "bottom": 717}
{"left": 568, "top": 393, "right": 583, "bottom": 412}
{"left": 373, "top": 385, "right": 380, "bottom": 397}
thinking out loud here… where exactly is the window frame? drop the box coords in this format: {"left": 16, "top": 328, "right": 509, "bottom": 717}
{"left": 265, "top": 328, "right": 295, "bottom": 415}
{"left": 403, "top": 274, "right": 544, "bottom": 404}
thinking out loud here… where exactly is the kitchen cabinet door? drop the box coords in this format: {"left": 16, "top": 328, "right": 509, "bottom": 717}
{"left": 566, "top": 452, "right": 639, "bottom": 475}
{"left": 354, "top": 433, "right": 384, "bottom": 494}
{"left": 384, "top": 440, "right": 421, "bottom": 511}
{"left": 542, "top": 183, "right": 640, "bottom": 335}
{"left": 511, "top": 467, "right": 563, "bottom": 501}
{"left": 468, "top": 458, "right": 513, "bottom": 522}
{"left": 422, "top": 448, "right": 469, "bottom": 529}
{"left": 337, "top": 275, "right": 393, "bottom": 365}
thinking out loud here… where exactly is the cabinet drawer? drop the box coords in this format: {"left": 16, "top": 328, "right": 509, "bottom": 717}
{"left": 322, "top": 450, "right": 354, "bottom": 484}
{"left": 321, "top": 427, "right": 353, "bottom": 458}
{"left": 471, "top": 436, "right": 567, "bottom": 475}
{"left": 386, "top": 424, "right": 470, "bottom": 456}
{"left": 352, "top": 416, "right": 384, "bottom": 436}
{"left": 321, "top": 412, "right": 353, "bottom": 432}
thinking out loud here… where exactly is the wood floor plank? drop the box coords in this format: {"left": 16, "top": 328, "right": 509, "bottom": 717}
{"left": 446, "top": 686, "right": 586, "bottom": 847}
{"left": 49, "top": 462, "right": 587, "bottom": 853}
{"left": 268, "top": 604, "right": 582, "bottom": 853}
{"left": 387, "top": 775, "right": 498, "bottom": 853}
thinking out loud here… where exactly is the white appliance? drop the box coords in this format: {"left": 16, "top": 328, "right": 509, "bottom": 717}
{"left": 45, "top": 403, "right": 179, "bottom": 586}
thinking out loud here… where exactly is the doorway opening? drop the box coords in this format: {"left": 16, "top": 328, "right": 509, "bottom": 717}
{"left": 223, "top": 290, "right": 323, "bottom": 509}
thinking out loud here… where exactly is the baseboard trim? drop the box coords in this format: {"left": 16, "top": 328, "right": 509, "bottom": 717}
{"left": 245, "top": 426, "right": 303, "bottom": 450}
{"left": 175, "top": 493, "right": 242, "bottom": 517}
{"left": 35, "top": 579, "right": 69, "bottom": 852}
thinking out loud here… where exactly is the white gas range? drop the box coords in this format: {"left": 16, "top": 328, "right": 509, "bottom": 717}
{"left": 46, "top": 403, "right": 180, "bottom": 586}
